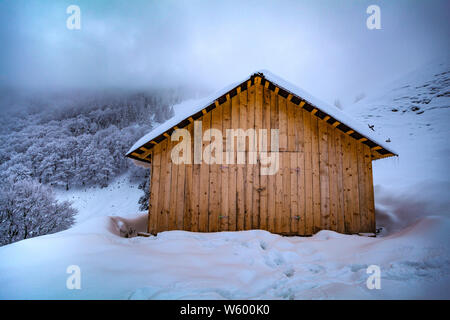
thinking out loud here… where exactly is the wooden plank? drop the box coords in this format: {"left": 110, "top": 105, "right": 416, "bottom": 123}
{"left": 259, "top": 83, "right": 271, "bottom": 231}
{"left": 311, "top": 115, "right": 321, "bottom": 234}
{"left": 191, "top": 159, "right": 201, "bottom": 232}
{"left": 318, "top": 119, "right": 330, "bottom": 231}
{"left": 149, "top": 145, "right": 161, "bottom": 234}
{"left": 279, "top": 95, "right": 290, "bottom": 234}
{"left": 244, "top": 83, "right": 255, "bottom": 230}
{"left": 350, "top": 138, "right": 360, "bottom": 233}
{"left": 252, "top": 81, "right": 263, "bottom": 229}
{"left": 168, "top": 136, "right": 179, "bottom": 230}
{"left": 295, "top": 104, "right": 305, "bottom": 235}
{"left": 236, "top": 88, "right": 247, "bottom": 231}
{"left": 342, "top": 133, "right": 353, "bottom": 233}
{"left": 282, "top": 150, "right": 291, "bottom": 234}
{"left": 289, "top": 152, "right": 298, "bottom": 234}
{"left": 175, "top": 159, "right": 186, "bottom": 230}
{"left": 198, "top": 112, "right": 211, "bottom": 231}
{"left": 267, "top": 89, "right": 277, "bottom": 233}
{"left": 364, "top": 144, "right": 376, "bottom": 232}
{"left": 221, "top": 98, "right": 231, "bottom": 231}
{"left": 184, "top": 122, "right": 194, "bottom": 231}
{"left": 209, "top": 104, "right": 222, "bottom": 232}
{"left": 272, "top": 92, "right": 282, "bottom": 233}
{"left": 278, "top": 96, "right": 288, "bottom": 152}
{"left": 357, "top": 141, "right": 368, "bottom": 232}
{"left": 287, "top": 101, "right": 298, "bottom": 234}
{"left": 302, "top": 109, "right": 314, "bottom": 235}
{"left": 334, "top": 130, "right": 346, "bottom": 233}
{"left": 157, "top": 139, "right": 169, "bottom": 233}
{"left": 228, "top": 92, "right": 239, "bottom": 231}
{"left": 287, "top": 101, "right": 296, "bottom": 152}
{"left": 327, "top": 125, "right": 338, "bottom": 232}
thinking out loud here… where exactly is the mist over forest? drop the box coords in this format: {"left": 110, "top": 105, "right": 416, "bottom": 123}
{"left": 0, "top": 87, "right": 189, "bottom": 244}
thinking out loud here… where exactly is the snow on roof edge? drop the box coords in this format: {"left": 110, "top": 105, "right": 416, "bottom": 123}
{"left": 127, "top": 76, "right": 248, "bottom": 155}
{"left": 127, "top": 70, "right": 398, "bottom": 157}
{"left": 258, "top": 69, "right": 398, "bottom": 156}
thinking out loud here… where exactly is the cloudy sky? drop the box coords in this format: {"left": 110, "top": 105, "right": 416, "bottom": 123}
{"left": 1, "top": 0, "right": 449, "bottom": 105}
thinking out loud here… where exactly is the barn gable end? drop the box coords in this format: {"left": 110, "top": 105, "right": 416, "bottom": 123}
{"left": 127, "top": 71, "right": 396, "bottom": 236}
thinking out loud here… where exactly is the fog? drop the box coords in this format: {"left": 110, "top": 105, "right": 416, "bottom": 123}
{"left": 1, "top": 0, "right": 449, "bottom": 105}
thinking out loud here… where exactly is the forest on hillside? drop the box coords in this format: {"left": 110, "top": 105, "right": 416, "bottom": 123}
{"left": 0, "top": 88, "right": 181, "bottom": 245}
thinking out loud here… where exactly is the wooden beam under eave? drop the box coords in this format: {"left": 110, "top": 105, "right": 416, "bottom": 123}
{"left": 358, "top": 137, "right": 368, "bottom": 142}
{"left": 371, "top": 146, "right": 382, "bottom": 151}
{"left": 139, "top": 147, "right": 152, "bottom": 157}
{"left": 346, "top": 130, "right": 354, "bottom": 135}
{"left": 131, "top": 152, "right": 149, "bottom": 160}
{"left": 372, "top": 151, "right": 395, "bottom": 160}
{"left": 274, "top": 87, "right": 279, "bottom": 94}
{"left": 141, "top": 150, "right": 152, "bottom": 158}
{"left": 264, "top": 80, "right": 269, "bottom": 89}
{"left": 131, "top": 152, "right": 141, "bottom": 158}
{"left": 237, "top": 86, "right": 242, "bottom": 94}
{"left": 202, "top": 109, "right": 207, "bottom": 115}
{"left": 299, "top": 101, "right": 305, "bottom": 108}
{"left": 287, "top": 94, "right": 293, "bottom": 101}
{"left": 163, "top": 132, "right": 170, "bottom": 138}
{"left": 332, "top": 121, "right": 340, "bottom": 127}
{"left": 150, "top": 141, "right": 157, "bottom": 145}
{"left": 311, "top": 108, "right": 318, "bottom": 115}
{"left": 214, "top": 100, "right": 219, "bottom": 108}
{"left": 323, "top": 115, "right": 330, "bottom": 122}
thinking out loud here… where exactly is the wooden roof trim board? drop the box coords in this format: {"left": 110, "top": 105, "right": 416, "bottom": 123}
{"left": 126, "top": 72, "right": 397, "bottom": 163}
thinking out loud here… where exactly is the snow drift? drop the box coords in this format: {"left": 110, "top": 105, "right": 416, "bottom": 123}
{"left": 0, "top": 213, "right": 448, "bottom": 299}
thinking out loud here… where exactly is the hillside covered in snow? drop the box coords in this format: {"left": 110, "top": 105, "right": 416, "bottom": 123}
{"left": 346, "top": 56, "right": 450, "bottom": 233}
{"left": 0, "top": 89, "right": 182, "bottom": 245}
{"left": 0, "top": 58, "right": 449, "bottom": 299}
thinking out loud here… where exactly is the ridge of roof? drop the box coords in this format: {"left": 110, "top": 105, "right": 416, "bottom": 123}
{"left": 127, "top": 70, "right": 398, "bottom": 162}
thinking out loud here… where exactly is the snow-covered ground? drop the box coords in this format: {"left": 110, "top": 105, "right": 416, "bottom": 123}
{"left": 0, "top": 58, "right": 449, "bottom": 299}
{"left": 0, "top": 213, "right": 448, "bottom": 299}
{"left": 55, "top": 173, "right": 144, "bottom": 225}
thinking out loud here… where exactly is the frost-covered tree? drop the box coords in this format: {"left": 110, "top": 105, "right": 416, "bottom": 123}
{"left": 129, "top": 164, "right": 150, "bottom": 211}
{"left": 0, "top": 179, "right": 77, "bottom": 246}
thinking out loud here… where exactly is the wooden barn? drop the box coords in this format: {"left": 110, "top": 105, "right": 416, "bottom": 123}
{"left": 126, "top": 70, "right": 397, "bottom": 236}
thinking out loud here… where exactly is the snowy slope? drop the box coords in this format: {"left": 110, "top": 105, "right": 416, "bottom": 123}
{"left": 0, "top": 214, "right": 448, "bottom": 299}
{"left": 345, "top": 56, "right": 450, "bottom": 233}
{"left": 0, "top": 59, "right": 449, "bottom": 299}
{"left": 55, "top": 173, "right": 145, "bottom": 225}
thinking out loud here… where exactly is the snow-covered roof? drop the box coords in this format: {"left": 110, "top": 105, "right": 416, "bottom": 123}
{"left": 127, "top": 70, "right": 397, "bottom": 163}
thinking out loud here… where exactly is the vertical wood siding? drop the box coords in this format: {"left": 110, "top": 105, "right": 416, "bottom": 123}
{"left": 148, "top": 82, "right": 376, "bottom": 235}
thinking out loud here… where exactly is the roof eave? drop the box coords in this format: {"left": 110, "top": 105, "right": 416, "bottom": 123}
{"left": 126, "top": 71, "right": 398, "bottom": 162}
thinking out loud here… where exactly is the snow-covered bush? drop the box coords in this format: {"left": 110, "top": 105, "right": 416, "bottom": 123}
{"left": 128, "top": 165, "right": 150, "bottom": 211}
{"left": 0, "top": 179, "right": 77, "bottom": 246}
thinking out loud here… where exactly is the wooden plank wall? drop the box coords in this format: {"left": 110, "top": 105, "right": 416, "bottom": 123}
{"left": 148, "top": 81, "right": 376, "bottom": 235}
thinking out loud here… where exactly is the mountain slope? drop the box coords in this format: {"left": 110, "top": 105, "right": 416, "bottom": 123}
{"left": 346, "top": 56, "right": 450, "bottom": 232}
